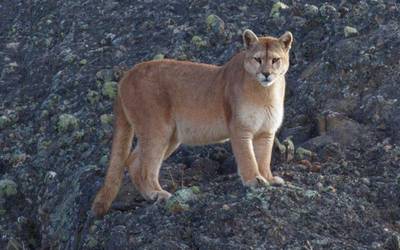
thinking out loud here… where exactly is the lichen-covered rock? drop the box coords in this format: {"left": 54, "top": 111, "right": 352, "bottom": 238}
{"left": 304, "top": 4, "right": 319, "bottom": 17}
{"left": 295, "top": 147, "right": 313, "bottom": 161}
{"left": 191, "top": 36, "right": 207, "bottom": 48}
{"left": 304, "top": 190, "right": 319, "bottom": 199}
{"left": 57, "top": 114, "right": 79, "bottom": 132}
{"left": 87, "top": 90, "right": 100, "bottom": 104}
{"left": 100, "top": 114, "right": 113, "bottom": 125}
{"left": 319, "top": 3, "right": 338, "bottom": 18}
{"left": 0, "top": 115, "right": 11, "bottom": 129}
{"left": 344, "top": 26, "right": 359, "bottom": 38}
{"left": 0, "top": 179, "right": 18, "bottom": 197}
{"left": 206, "top": 14, "right": 225, "bottom": 35}
{"left": 165, "top": 187, "right": 199, "bottom": 213}
{"left": 152, "top": 53, "right": 165, "bottom": 60}
{"left": 102, "top": 81, "right": 117, "bottom": 99}
{"left": 270, "top": 1, "right": 289, "bottom": 18}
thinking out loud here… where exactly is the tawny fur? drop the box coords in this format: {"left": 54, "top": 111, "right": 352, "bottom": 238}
{"left": 92, "top": 30, "right": 293, "bottom": 217}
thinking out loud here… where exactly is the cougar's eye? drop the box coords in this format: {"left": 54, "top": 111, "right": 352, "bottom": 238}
{"left": 253, "top": 57, "right": 262, "bottom": 64}
{"left": 272, "top": 58, "right": 280, "bottom": 64}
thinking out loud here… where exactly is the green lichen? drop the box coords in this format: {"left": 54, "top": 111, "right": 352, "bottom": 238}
{"left": 295, "top": 147, "right": 313, "bottom": 160}
{"left": 87, "top": 90, "right": 100, "bottom": 104}
{"left": 102, "top": 81, "right": 117, "bottom": 99}
{"left": 304, "top": 190, "right": 319, "bottom": 199}
{"left": 304, "top": 4, "right": 319, "bottom": 17}
{"left": 80, "top": 59, "right": 88, "bottom": 65}
{"left": 57, "top": 114, "right": 79, "bottom": 132}
{"left": 0, "top": 115, "right": 11, "bottom": 129}
{"left": 100, "top": 114, "right": 113, "bottom": 125}
{"left": 270, "top": 2, "right": 289, "bottom": 18}
{"left": 0, "top": 179, "right": 18, "bottom": 197}
{"left": 206, "top": 14, "right": 225, "bottom": 35}
{"left": 165, "top": 187, "right": 198, "bottom": 213}
{"left": 153, "top": 53, "right": 165, "bottom": 60}
{"left": 344, "top": 26, "right": 359, "bottom": 38}
{"left": 191, "top": 36, "right": 207, "bottom": 48}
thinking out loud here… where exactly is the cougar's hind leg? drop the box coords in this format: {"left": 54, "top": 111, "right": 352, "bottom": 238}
{"left": 128, "top": 130, "right": 174, "bottom": 202}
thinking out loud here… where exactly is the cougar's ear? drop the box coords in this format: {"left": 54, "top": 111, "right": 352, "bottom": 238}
{"left": 279, "top": 31, "right": 293, "bottom": 51}
{"left": 242, "top": 29, "right": 259, "bottom": 49}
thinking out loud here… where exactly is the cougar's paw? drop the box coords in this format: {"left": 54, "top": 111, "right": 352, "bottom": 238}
{"left": 267, "top": 176, "right": 285, "bottom": 186}
{"left": 244, "top": 175, "right": 270, "bottom": 188}
{"left": 148, "top": 190, "right": 172, "bottom": 203}
{"left": 91, "top": 201, "right": 110, "bottom": 218}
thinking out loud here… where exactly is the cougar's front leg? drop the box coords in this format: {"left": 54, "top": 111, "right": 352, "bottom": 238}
{"left": 253, "top": 132, "right": 284, "bottom": 185}
{"left": 230, "top": 131, "right": 268, "bottom": 186}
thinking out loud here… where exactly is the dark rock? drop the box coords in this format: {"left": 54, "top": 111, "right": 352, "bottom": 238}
{"left": 317, "top": 110, "right": 367, "bottom": 146}
{"left": 106, "top": 225, "right": 128, "bottom": 250}
{"left": 219, "top": 156, "right": 237, "bottom": 175}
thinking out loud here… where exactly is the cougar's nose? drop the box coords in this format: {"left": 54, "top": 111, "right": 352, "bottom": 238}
{"left": 262, "top": 72, "right": 270, "bottom": 79}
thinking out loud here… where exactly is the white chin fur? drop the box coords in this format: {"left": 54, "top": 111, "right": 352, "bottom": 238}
{"left": 257, "top": 74, "right": 275, "bottom": 87}
{"left": 260, "top": 80, "right": 274, "bottom": 87}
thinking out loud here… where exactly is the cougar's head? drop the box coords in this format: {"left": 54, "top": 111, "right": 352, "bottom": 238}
{"left": 242, "top": 29, "right": 293, "bottom": 87}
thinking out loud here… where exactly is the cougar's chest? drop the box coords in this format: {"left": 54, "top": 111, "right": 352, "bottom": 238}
{"left": 238, "top": 103, "right": 284, "bottom": 134}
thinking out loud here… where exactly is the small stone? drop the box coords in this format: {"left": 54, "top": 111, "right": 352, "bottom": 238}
{"left": 320, "top": 3, "right": 338, "bottom": 18}
{"left": 190, "top": 186, "right": 201, "bottom": 194}
{"left": 191, "top": 36, "right": 207, "bottom": 48}
{"left": 304, "top": 190, "right": 319, "bottom": 199}
{"left": 310, "top": 162, "right": 322, "bottom": 173}
{"left": 165, "top": 188, "right": 198, "bottom": 213}
{"left": 206, "top": 14, "right": 225, "bottom": 35}
{"left": 304, "top": 4, "right": 319, "bottom": 17}
{"left": 100, "top": 114, "right": 113, "bottom": 125}
{"left": 73, "top": 130, "right": 85, "bottom": 141}
{"left": 316, "top": 182, "right": 323, "bottom": 191}
{"left": 0, "top": 115, "right": 11, "bottom": 129}
{"left": 87, "top": 90, "right": 100, "bottom": 104}
{"left": 57, "top": 114, "right": 79, "bottom": 132}
{"left": 6, "top": 42, "right": 20, "bottom": 51}
{"left": 361, "top": 177, "right": 370, "bottom": 185}
{"left": 152, "top": 53, "right": 165, "bottom": 60}
{"left": 102, "top": 81, "right": 118, "bottom": 99}
{"left": 322, "top": 185, "right": 336, "bottom": 193}
{"left": 344, "top": 26, "right": 359, "bottom": 38}
{"left": 270, "top": 2, "right": 289, "bottom": 18}
{"left": 299, "top": 159, "right": 313, "bottom": 169}
{"left": 222, "top": 204, "right": 230, "bottom": 210}
{"left": 62, "top": 49, "right": 77, "bottom": 63}
{"left": 0, "top": 179, "right": 18, "bottom": 197}
{"left": 99, "top": 155, "right": 108, "bottom": 167}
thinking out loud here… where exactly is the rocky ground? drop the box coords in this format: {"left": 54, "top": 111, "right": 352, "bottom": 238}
{"left": 1, "top": 0, "right": 400, "bottom": 249}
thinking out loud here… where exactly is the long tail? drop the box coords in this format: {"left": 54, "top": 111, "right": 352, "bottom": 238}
{"left": 91, "top": 93, "right": 134, "bottom": 217}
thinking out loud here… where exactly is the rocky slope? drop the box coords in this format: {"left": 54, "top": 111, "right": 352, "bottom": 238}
{"left": 1, "top": 0, "right": 399, "bottom": 249}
